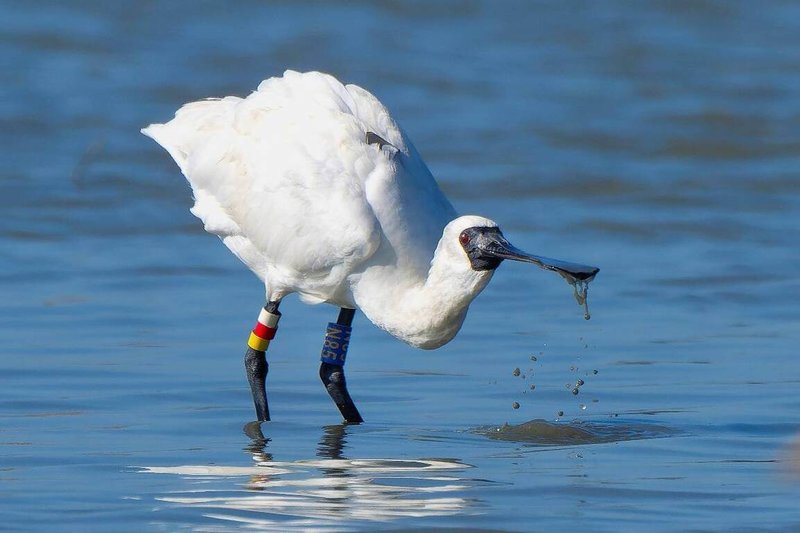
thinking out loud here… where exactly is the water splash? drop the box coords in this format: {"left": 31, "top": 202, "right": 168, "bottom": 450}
{"left": 571, "top": 279, "right": 591, "bottom": 320}
{"left": 554, "top": 270, "right": 595, "bottom": 320}
{"left": 520, "top": 251, "right": 597, "bottom": 320}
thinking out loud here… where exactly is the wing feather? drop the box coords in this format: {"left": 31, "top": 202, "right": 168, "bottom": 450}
{"left": 142, "top": 71, "right": 392, "bottom": 302}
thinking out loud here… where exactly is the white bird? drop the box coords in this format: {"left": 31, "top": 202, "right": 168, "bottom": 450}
{"left": 142, "top": 70, "right": 598, "bottom": 423}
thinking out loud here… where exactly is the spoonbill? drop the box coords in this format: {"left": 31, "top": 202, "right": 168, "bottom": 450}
{"left": 142, "top": 70, "right": 598, "bottom": 423}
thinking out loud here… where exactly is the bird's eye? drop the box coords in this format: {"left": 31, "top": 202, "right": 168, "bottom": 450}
{"left": 459, "top": 231, "right": 470, "bottom": 246}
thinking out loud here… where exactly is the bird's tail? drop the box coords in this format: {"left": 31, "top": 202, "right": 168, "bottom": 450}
{"left": 141, "top": 96, "right": 241, "bottom": 177}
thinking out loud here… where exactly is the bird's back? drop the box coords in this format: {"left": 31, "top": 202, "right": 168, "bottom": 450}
{"left": 143, "top": 70, "right": 456, "bottom": 305}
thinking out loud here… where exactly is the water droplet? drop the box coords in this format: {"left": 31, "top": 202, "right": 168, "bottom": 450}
{"left": 529, "top": 384, "right": 536, "bottom": 390}
{"left": 593, "top": 369, "right": 599, "bottom": 375}
{"left": 512, "top": 402, "right": 520, "bottom": 410}
{"left": 576, "top": 379, "right": 585, "bottom": 387}
{"left": 530, "top": 355, "right": 538, "bottom": 362}
{"left": 580, "top": 404, "right": 587, "bottom": 410}
{"left": 572, "top": 387, "right": 580, "bottom": 395}
{"left": 558, "top": 410, "right": 564, "bottom": 417}
{"left": 512, "top": 368, "right": 521, "bottom": 377}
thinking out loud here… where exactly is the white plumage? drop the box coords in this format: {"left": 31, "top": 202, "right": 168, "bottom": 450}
{"left": 143, "top": 70, "right": 596, "bottom": 350}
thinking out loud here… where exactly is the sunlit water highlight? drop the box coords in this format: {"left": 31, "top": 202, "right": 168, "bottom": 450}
{"left": 144, "top": 457, "right": 474, "bottom": 528}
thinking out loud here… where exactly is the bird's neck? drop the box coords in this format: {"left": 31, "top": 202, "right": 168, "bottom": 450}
{"left": 353, "top": 256, "right": 494, "bottom": 350}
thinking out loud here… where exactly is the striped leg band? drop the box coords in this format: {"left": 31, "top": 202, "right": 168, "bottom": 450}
{"left": 247, "top": 307, "right": 280, "bottom": 352}
{"left": 320, "top": 322, "right": 351, "bottom": 366}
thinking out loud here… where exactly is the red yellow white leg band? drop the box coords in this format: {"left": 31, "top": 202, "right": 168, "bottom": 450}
{"left": 247, "top": 307, "right": 281, "bottom": 352}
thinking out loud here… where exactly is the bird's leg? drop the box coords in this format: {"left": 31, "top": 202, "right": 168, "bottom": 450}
{"left": 244, "top": 300, "right": 281, "bottom": 421}
{"left": 319, "top": 308, "right": 364, "bottom": 424}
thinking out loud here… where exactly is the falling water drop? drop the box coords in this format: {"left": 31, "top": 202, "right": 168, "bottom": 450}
{"left": 571, "top": 279, "right": 591, "bottom": 320}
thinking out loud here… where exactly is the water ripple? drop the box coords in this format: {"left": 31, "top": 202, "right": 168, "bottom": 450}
{"left": 143, "top": 457, "right": 478, "bottom": 530}
{"left": 475, "top": 418, "right": 675, "bottom": 446}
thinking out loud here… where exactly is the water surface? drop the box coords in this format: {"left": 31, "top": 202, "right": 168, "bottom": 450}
{"left": 2, "top": 1, "right": 800, "bottom": 531}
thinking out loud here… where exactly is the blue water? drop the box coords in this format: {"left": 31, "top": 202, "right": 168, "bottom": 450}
{"left": 2, "top": 1, "right": 800, "bottom": 530}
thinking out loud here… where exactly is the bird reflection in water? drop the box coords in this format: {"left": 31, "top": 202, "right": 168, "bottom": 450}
{"left": 242, "top": 421, "right": 274, "bottom": 489}
{"left": 142, "top": 423, "right": 480, "bottom": 528}
{"left": 316, "top": 423, "right": 348, "bottom": 460}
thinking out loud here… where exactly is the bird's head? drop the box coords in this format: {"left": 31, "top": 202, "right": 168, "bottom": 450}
{"left": 440, "top": 215, "right": 599, "bottom": 283}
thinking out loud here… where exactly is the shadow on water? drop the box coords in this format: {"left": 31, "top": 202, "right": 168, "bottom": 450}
{"left": 141, "top": 423, "right": 483, "bottom": 529}
{"left": 475, "top": 418, "right": 676, "bottom": 446}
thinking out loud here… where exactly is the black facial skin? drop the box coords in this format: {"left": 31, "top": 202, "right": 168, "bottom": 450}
{"left": 459, "top": 227, "right": 505, "bottom": 271}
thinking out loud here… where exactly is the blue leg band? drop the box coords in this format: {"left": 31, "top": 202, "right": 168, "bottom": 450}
{"left": 320, "top": 322, "right": 351, "bottom": 366}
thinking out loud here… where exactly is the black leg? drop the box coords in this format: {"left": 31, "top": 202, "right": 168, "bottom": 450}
{"left": 319, "top": 308, "right": 363, "bottom": 424}
{"left": 320, "top": 363, "right": 363, "bottom": 423}
{"left": 245, "top": 300, "right": 281, "bottom": 421}
{"left": 245, "top": 346, "right": 269, "bottom": 421}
